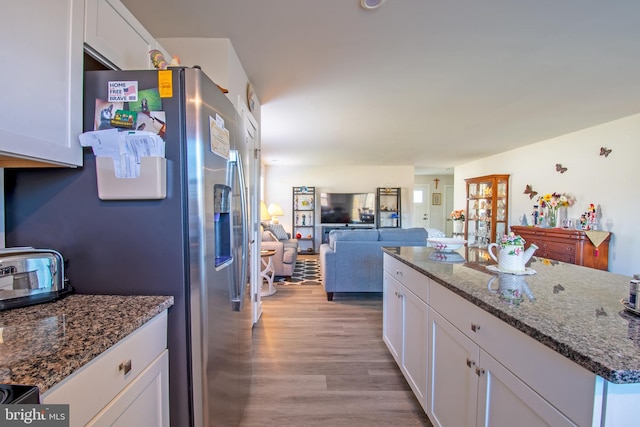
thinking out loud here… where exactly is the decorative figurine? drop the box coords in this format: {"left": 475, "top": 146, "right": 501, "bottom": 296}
{"left": 149, "top": 49, "right": 168, "bottom": 70}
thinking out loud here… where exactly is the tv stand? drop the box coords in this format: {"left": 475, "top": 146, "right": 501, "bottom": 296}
{"left": 321, "top": 225, "right": 374, "bottom": 244}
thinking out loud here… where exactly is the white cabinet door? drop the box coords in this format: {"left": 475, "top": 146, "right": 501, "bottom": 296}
{"left": 85, "top": 0, "right": 171, "bottom": 70}
{"left": 87, "top": 350, "right": 170, "bottom": 427}
{"left": 476, "top": 350, "right": 575, "bottom": 427}
{"left": 428, "top": 308, "right": 479, "bottom": 427}
{"left": 402, "top": 289, "right": 428, "bottom": 410}
{"left": 0, "top": 0, "right": 83, "bottom": 166}
{"left": 42, "top": 312, "right": 168, "bottom": 427}
{"left": 382, "top": 272, "right": 403, "bottom": 363}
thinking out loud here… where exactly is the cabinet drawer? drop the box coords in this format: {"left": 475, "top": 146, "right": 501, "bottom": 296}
{"left": 532, "top": 240, "right": 574, "bottom": 254}
{"left": 42, "top": 311, "right": 168, "bottom": 427}
{"left": 527, "top": 239, "right": 575, "bottom": 263}
{"left": 537, "top": 250, "right": 575, "bottom": 264}
{"left": 429, "top": 283, "right": 595, "bottom": 426}
{"left": 383, "top": 254, "right": 429, "bottom": 303}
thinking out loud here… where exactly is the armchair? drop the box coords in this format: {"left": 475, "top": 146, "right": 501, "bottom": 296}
{"left": 261, "top": 226, "right": 299, "bottom": 280}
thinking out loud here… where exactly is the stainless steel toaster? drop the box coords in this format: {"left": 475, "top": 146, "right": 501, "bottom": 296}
{"left": 0, "top": 247, "right": 71, "bottom": 310}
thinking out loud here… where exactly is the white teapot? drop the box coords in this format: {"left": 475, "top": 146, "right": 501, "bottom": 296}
{"left": 488, "top": 233, "right": 538, "bottom": 273}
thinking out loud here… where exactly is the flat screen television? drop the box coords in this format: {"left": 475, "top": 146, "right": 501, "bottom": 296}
{"left": 320, "top": 192, "right": 376, "bottom": 224}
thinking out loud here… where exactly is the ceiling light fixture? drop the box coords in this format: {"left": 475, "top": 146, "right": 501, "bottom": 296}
{"left": 360, "top": 0, "right": 385, "bottom": 10}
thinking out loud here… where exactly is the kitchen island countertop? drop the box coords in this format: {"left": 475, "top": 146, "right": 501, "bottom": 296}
{"left": 384, "top": 246, "right": 640, "bottom": 384}
{"left": 0, "top": 294, "right": 174, "bottom": 393}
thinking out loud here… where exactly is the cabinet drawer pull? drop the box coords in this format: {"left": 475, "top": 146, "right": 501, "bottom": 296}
{"left": 471, "top": 323, "right": 481, "bottom": 332}
{"left": 395, "top": 270, "right": 403, "bottom": 277}
{"left": 475, "top": 367, "right": 485, "bottom": 376}
{"left": 119, "top": 359, "right": 132, "bottom": 375}
{"left": 466, "top": 358, "right": 475, "bottom": 368}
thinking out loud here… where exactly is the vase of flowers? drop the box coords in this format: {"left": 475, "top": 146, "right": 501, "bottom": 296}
{"left": 547, "top": 208, "right": 558, "bottom": 228}
{"left": 450, "top": 209, "right": 465, "bottom": 234}
{"left": 537, "top": 193, "right": 576, "bottom": 228}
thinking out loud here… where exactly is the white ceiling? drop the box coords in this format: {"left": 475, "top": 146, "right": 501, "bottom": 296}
{"left": 121, "top": 0, "right": 640, "bottom": 172}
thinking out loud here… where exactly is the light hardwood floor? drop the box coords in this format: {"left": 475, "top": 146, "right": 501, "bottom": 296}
{"left": 240, "top": 283, "right": 433, "bottom": 426}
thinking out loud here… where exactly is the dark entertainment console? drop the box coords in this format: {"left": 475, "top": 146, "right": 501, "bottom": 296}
{"left": 321, "top": 225, "right": 374, "bottom": 244}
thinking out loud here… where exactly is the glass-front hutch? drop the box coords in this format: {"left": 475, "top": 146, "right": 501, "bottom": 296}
{"left": 464, "top": 174, "right": 509, "bottom": 247}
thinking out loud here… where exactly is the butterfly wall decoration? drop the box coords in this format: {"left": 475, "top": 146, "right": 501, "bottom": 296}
{"left": 523, "top": 185, "right": 538, "bottom": 199}
{"left": 555, "top": 164, "right": 568, "bottom": 174}
{"left": 600, "top": 147, "right": 612, "bottom": 158}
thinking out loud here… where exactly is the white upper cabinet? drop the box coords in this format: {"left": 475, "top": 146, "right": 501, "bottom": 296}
{"left": 85, "top": 0, "right": 171, "bottom": 70}
{"left": 0, "top": 0, "right": 84, "bottom": 167}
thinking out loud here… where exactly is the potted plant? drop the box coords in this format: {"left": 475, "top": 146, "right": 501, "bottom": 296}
{"left": 450, "top": 209, "right": 465, "bottom": 234}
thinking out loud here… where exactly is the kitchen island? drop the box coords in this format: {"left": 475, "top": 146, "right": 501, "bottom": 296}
{"left": 383, "top": 246, "right": 640, "bottom": 427}
{"left": 0, "top": 294, "right": 173, "bottom": 426}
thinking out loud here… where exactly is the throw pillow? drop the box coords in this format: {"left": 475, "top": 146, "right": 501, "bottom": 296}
{"left": 266, "top": 224, "right": 289, "bottom": 241}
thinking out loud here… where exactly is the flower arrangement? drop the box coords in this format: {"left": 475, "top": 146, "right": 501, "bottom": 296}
{"left": 499, "top": 232, "right": 526, "bottom": 255}
{"left": 500, "top": 232, "right": 526, "bottom": 246}
{"left": 536, "top": 193, "right": 576, "bottom": 227}
{"left": 537, "top": 193, "right": 576, "bottom": 209}
{"left": 450, "top": 209, "right": 465, "bottom": 221}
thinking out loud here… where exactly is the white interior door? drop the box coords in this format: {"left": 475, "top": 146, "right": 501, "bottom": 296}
{"left": 412, "top": 184, "right": 431, "bottom": 229}
{"left": 238, "top": 96, "right": 262, "bottom": 324}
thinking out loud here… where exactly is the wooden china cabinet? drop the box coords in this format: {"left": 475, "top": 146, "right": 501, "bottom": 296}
{"left": 464, "top": 174, "right": 509, "bottom": 246}
{"left": 510, "top": 226, "right": 610, "bottom": 271}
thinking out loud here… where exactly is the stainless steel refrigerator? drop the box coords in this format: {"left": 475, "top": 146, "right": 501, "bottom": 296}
{"left": 5, "top": 67, "right": 253, "bottom": 427}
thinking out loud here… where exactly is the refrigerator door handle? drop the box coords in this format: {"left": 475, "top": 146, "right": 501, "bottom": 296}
{"left": 230, "top": 150, "right": 249, "bottom": 312}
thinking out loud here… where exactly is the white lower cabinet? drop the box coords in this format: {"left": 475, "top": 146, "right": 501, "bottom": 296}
{"left": 87, "top": 350, "right": 169, "bottom": 427}
{"left": 382, "top": 253, "right": 594, "bottom": 427}
{"left": 382, "top": 272, "right": 403, "bottom": 363}
{"left": 42, "top": 311, "right": 169, "bottom": 427}
{"left": 401, "top": 288, "right": 428, "bottom": 408}
{"left": 476, "top": 350, "right": 574, "bottom": 427}
{"left": 382, "top": 265, "right": 428, "bottom": 410}
{"left": 428, "top": 308, "right": 574, "bottom": 427}
{"left": 428, "top": 308, "right": 479, "bottom": 427}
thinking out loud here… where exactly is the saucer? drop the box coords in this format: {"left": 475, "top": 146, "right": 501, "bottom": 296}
{"left": 486, "top": 265, "right": 536, "bottom": 275}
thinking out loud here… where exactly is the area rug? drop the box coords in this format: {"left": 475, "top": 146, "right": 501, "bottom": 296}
{"left": 278, "top": 258, "right": 322, "bottom": 285}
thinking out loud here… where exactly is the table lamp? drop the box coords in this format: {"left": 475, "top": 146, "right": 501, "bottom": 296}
{"left": 267, "top": 203, "right": 284, "bottom": 224}
{"left": 260, "top": 201, "right": 271, "bottom": 223}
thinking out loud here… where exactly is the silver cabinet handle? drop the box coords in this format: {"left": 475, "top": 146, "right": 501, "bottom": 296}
{"left": 119, "top": 359, "right": 132, "bottom": 375}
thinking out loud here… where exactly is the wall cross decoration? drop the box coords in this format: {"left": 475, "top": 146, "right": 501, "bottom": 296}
{"left": 434, "top": 178, "right": 440, "bottom": 189}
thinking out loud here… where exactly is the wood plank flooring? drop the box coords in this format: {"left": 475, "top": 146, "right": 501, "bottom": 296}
{"left": 240, "top": 283, "right": 433, "bottom": 427}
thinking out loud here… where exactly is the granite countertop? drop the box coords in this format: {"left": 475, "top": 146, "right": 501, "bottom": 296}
{"left": 0, "top": 294, "right": 174, "bottom": 393}
{"left": 384, "top": 246, "right": 640, "bottom": 384}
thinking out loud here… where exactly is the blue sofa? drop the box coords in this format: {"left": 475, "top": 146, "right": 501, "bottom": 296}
{"left": 319, "top": 228, "right": 429, "bottom": 301}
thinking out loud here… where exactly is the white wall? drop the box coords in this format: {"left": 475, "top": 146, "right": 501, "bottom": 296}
{"left": 263, "top": 165, "right": 415, "bottom": 251}
{"left": 455, "top": 113, "right": 640, "bottom": 276}
{"left": 157, "top": 37, "right": 261, "bottom": 122}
